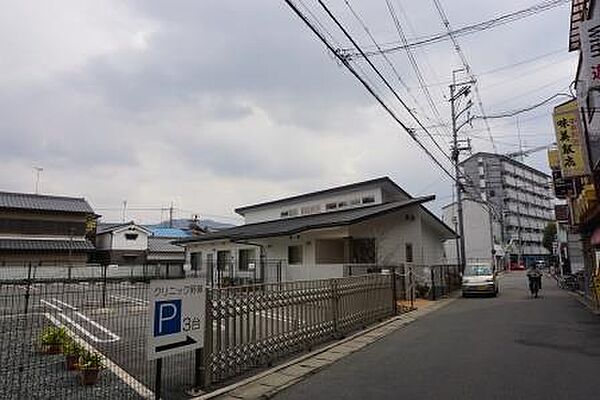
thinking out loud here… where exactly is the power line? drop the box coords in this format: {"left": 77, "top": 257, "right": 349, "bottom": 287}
{"left": 341, "top": 0, "right": 452, "bottom": 156}
{"left": 283, "top": 0, "right": 456, "bottom": 181}
{"left": 340, "top": 0, "right": 570, "bottom": 60}
{"left": 474, "top": 92, "right": 574, "bottom": 119}
{"left": 319, "top": 0, "right": 454, "bottom": 165}
{"left": 432, "top": 0, "right": 497, "bottom": 153}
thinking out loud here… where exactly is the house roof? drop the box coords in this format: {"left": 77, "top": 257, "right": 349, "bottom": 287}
{"left": 0, "top": 238, "right": 95, "bottom": 252}
{"left": 148, "top": 237, "right": 185, "bottom": 253}
{"left": 176, "top": 196, "right": 435, "bottom": 244}
{"left": 0, "top": 191, "right": 94, "bottom": 214}
{"left": 234, "top": 177, "right": 411, "bottom": 215}
{"left": 148, "top": 227, "right": 191, "bottom": 238}
{"left": 96, "top": 222, "right": 152, "bottom": 235}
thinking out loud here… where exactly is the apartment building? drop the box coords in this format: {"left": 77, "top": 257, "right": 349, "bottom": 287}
{"left": 459, "top": 152, "right": 554, "bottom": 264}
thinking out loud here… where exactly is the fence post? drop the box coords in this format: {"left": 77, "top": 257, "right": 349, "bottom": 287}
{"left": 101, "top": 264, "right": 108, "bottom": 308}
{"left": 430, "top": 267, "right": 436, "bottom": 301}
{"left": 24, "top": 262, "right": 33, "bottom": 314}
{"left": 331, "top": 279, "right": 340, "bottom": 338}
{"left": 203, "top": 288, "right": 213, "bottom": 388}
{"left": 409, "top": 266, "right": 414, "bottom": 309}
{"left": 391, "top": 267, "right": 397, "bottom": 315}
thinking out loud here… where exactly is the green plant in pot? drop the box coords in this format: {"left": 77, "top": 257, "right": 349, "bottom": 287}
{"left": 40, "top": 326, "right": 67, "bottom": 354}
{"left": 77, "top": 350, "right": 104, "bottom": 385}
{"left": 63, "top": 338, "right": 83, "bottom": 371}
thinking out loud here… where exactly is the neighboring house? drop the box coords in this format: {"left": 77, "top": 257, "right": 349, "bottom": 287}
{"left": 94, "top": 222, "right": 186, "bottom": 274}
{"left": 94, "top": 222, "right": 152, "bottom": 266}
{"left": 0, "top": 191, "right": 96, "bottom": 266}
{"left": 176, "top": 177, "right": 456, "bottom": 284}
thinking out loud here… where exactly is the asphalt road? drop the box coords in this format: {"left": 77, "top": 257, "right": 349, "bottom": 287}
{"left": 274, "top": 272, "right": 600, "bottom": 400}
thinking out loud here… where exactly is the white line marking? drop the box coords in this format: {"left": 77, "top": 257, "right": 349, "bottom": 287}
{"left": 45, "top": 313, "right": 154, "bottom": 399}
{"left": 73, "top": 311, "right": 120, "bottom": 341}
{"left": 51, "top": 298, "right": 77, "bottom": 310}
{"left": 40, "top": 299, "right": 62, "bottom": 311}
{"left": 56, "top": 312, "right": 120, "bottom": 343}
{"left": 110, "top": 294, "right": 147, "bottom": 306}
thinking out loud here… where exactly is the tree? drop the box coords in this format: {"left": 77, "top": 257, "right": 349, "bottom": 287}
{"left": 542, "top": 222, "right": 557, "bottom": 254}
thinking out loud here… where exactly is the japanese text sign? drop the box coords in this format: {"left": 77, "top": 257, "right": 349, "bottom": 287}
{"left": 552, "top": 100, "right": 587, "bottom": 178}
{"left": 147, "top": 278, "right": 205, "bottom": 360}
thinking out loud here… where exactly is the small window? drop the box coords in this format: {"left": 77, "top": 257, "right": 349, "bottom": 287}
{"left": 288, "top": 245, "right": 303, "bottom": 265}
{"left": 280, "top": 211, "right": 289, "bottom": 218}
{"left": 238, "top": 248, "right": 256, "bottom": 271}
{"left": 405, "top": 243, "right": 413, "bottom": 263}
{"left": 338, "top": 201, "right": 348, "bottom": 208}
{"left": 125, "top": 233, "right": 138, "bottom": 241}
{"left": 362, "top": 196, "right": 375, "bottom": 204}
{"left": 325, "top": 202, "right": 337, "bottom": 210}
{"left": 350, "top": 198, "right": 361, "bottom": 205}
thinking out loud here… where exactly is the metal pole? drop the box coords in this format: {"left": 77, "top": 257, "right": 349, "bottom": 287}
{"left": 24, "top": 262, "right": 32, "bottom": 314}
{"left": 391, "top": 267, "right": 397, "bottom": 315}
{"left": 409, "top": 266, "right": 414, "bottom": 309}
{"left": 194, "top": 348, "right": 204, "bottom": 389}
{"left": 101, "top": 264, "right": 108, "bottom": 308}
{"left": 155, "top": 358, "right": 163, "bottom": 399}
{"left": 430, "top": 267, "right": 436, "bottom": 301}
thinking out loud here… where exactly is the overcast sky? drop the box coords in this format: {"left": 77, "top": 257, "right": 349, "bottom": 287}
{"left": 0, "top": 0, "right": 578, "bottom": 224}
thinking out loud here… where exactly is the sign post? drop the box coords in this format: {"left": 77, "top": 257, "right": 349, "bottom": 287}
{"left": 148, "top": 278, "right": 205, "bottom": 397}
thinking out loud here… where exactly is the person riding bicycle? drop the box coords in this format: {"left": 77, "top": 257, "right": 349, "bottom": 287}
{"left": 527, "top": 264, "right": 543, "bottom": 295}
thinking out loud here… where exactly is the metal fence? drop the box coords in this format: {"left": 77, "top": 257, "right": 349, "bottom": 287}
{"left": 409, "top": 264, "right": 461, "bottom": 300}
{"left": 203, "top": 273, "right": 398, "bottom": 386}
{"left": 0, "top": 263, "right": 447, "bottom": 399}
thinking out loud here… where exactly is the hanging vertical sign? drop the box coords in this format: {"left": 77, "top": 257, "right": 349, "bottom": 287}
{"left": 581, "top": 18, "right": 600, "bottom": 89}
{"left": 552, "top": 100, "right": 588, "bottom": 178}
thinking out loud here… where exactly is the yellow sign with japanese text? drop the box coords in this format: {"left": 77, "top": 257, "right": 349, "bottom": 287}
{"left": 552, "top": 100, "right": 587, "bottom": 177}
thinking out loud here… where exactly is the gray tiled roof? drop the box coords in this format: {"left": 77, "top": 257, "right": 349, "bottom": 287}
{"left": 148, "top": 237, "right": 184, "bottom": 253}
{"left": 0, "top": 191, "right": 94, "bottom": 214}
{"left": 176, "top": 197, "right": 435, "bottom": 244}
{"left": 0, "top": 238, "right": 95, "bottom": 251}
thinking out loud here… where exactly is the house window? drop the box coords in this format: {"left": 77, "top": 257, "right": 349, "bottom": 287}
{"left": 315, "top": 239, "right": 345, "bottom": 264}
{"left": 362, "top": 196, "right": 375, "bottom": 204}
{"left": 125, "top": 233, "right": 138, "bottom": 241}
{"left": 405, "top": 243, "right": 413, "bottom": 263}
{"left": 238, "top": 248, "right": 256, "bottom": 271}
{"left": 338, "top": 201, "right": 348, "bottom": 208}
{"left": 217, "top": 250, "right": 231, "bottom": 271}
{"left": 350, "top": 198, "right": 361, "bottom": 205}
{"left": 288, "top": 245, "right": 303, "bottom": 265}
{"left": 190, "top": 252, "right": 202, "bottom": 271}
{"left": 325, "top": 202, "right": 337, "bottom": 210}
{"left": 351, "top": 238, "right": 376, "bottom": 264}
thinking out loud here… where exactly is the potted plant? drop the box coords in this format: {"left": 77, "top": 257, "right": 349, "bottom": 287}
{"left": 40, "top": 326, "right": 67, "bottom": 354}
{"left": 77, "top": 350, "right": 103, "bottom": 385}
{"left": 63, "top": 338, "right": 82, "bottom": 371}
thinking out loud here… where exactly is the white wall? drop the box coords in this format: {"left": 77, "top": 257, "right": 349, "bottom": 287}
{"left": 110, "top": 228, "right": 149, "bottom": 251}
{"left": 243, "top": 188, "right": 383, "bottom": 224}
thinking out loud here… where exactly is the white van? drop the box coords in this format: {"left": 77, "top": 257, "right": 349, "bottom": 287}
{"left": 461, "top": 263, "right": 498, "bottom": 297}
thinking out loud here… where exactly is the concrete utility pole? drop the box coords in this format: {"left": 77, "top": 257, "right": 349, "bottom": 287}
{"left": 169, "top": 202, "right": 174, "bottom": 228}
{"left": 449, "top": 68, "right": 474, "bottom": 272}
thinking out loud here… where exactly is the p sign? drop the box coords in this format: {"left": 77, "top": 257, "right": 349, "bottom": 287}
{"left": 154, "top": 300, "right": 181, "bottom": 337}
{"left": 147, "top": 278, "right": 205, "bottom": 360}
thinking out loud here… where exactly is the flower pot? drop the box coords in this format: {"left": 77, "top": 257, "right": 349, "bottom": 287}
{"left": 43, "top": 344, "right": 62, "bottom": 355}
{"left": 65, "top": 354, "right": 79, "bottom": 371}
{"left": 79, "top": 368, "right": 100, "bottom": 386}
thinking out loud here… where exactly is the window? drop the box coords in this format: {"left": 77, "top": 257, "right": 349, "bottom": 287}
{"left": 217, "top": 250, "right": 231, "bottom": 271}
{"left": 405, "top": 243, "right": 413, "bottom": 263}
{"left": 315, "top": 239, "right": 345, "bottom": 264}
{"left": 288, "top": 245, "right": 303, "bottom": 265}
{"left": 124, "top": 233, "right": 138, "bottom": 241}
{"left": 280, "top": 208, "right": 299, "bottom": 218}
{"left": 350, "top": 198, "right": 361, "bottom": 205}
{"left": 338, "top": 201, "right": 348, "bottom": 208}
{"left": 238, "top": 248, "right": 256, "bottom": 271}
{"left": 362, "top": 196, "right": 375, "bottom": 204}
{"left": 190, "top": 252, "right": 202, "bottom": 271}
{"left": 350, "top": 238, "right": 376, "bottom": 264}
{"left": 325, "top": 202, "right": 337, "bottom": 210}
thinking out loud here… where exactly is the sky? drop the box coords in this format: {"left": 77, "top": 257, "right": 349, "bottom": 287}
{"left": 0, "top": 0, "right": 579, "bottom": 224}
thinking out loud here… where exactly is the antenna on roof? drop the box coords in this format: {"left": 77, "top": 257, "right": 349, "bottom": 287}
{"left": 33, "top": 166, "right": 43, "bottom": 194}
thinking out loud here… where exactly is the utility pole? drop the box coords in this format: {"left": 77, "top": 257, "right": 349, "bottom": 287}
{"left": 122, "top": 200, "right": 127, "bottom": 223}
{"left": 449, "top": 68, "right": 474, "bottom": 272}
{"left": 34, "top": 166, "right": 43, "bottom": 194}
{"left": 169, "top": 202, "right": 174, "bottom": 228}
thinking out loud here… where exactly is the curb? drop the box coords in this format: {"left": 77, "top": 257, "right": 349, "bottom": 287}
{"left": 566, "top": 290, "right": 600, "bottom": 315}
{"left": 194, "top": 293, "right": 460, "bottom": 400}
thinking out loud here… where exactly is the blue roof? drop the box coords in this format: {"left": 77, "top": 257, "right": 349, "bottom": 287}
{"left": 150, "top": 227, "right": 191, "bottom": 238}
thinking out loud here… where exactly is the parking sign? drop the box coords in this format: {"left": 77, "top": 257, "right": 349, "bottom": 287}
{"left": 147, "top": 279, "right": 205, "bottom": 360}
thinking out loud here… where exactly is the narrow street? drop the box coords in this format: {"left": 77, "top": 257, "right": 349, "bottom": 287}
{"left": 274, "top": 272, "right": 600, "bottom": 400}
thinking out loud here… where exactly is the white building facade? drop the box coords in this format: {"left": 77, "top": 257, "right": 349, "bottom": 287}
{"left": 178, "top": 177, "right": 455, "bottom": 285}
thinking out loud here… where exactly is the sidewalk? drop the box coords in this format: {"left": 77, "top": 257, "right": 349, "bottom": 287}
{"left": 195, "top": 294, "right": 459, "bottom": 400}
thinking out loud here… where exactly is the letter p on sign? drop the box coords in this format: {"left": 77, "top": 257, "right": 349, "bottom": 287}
{"left": 154, "top": 299, "right": 181, "bottom": 337}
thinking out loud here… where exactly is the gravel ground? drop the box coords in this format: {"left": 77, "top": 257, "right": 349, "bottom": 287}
{"left": 0, "top": 314, "right": 145, "bottom": 400}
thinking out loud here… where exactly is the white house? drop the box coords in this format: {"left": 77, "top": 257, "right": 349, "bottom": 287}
{"left": 95, "top": 222, "right": 153, "bottom": 266}
{"left": 177, "top": 177, "right": 455, "bottom": 285}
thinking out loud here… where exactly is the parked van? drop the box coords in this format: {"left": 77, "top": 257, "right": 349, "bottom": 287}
{"left": 461, "top": 263, "right": 498, "bottom": 297}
